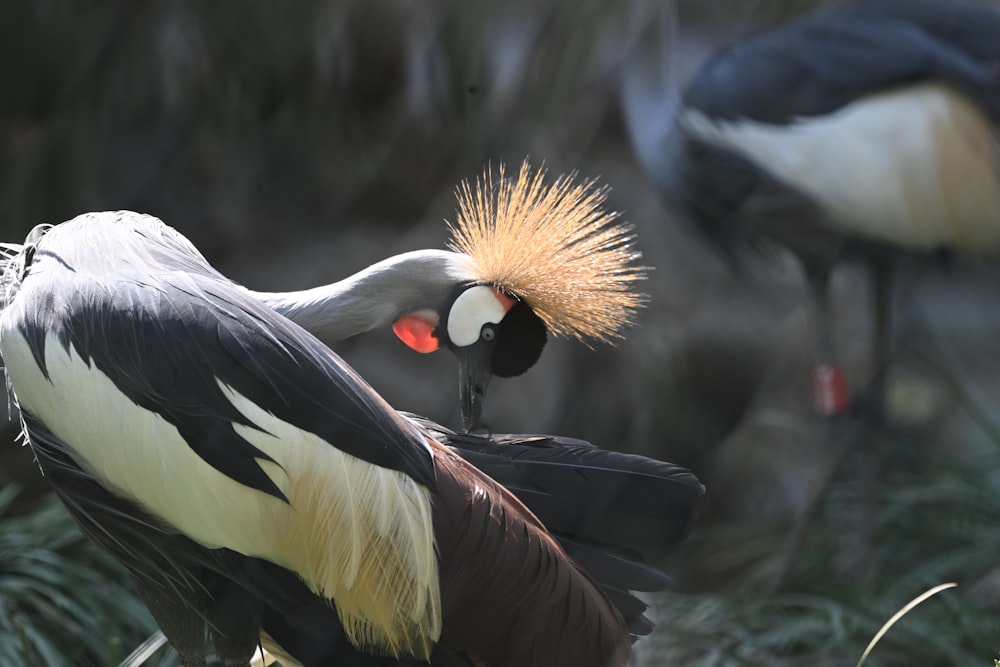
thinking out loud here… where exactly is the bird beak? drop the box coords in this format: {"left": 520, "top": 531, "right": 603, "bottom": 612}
{"left": 456, "top": 345, "right": 493, "bottom": 433}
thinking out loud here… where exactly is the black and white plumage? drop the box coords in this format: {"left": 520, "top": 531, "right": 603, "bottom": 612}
{"left": 0, "top": 211, "right": 702, "bottom": 667}
{"left": 624, "top": 0, "right": 1000, "bottom": 416}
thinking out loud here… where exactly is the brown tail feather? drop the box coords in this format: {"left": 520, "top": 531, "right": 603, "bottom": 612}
{"left": 429, "top": 440, "right": 631, "bottom": 667}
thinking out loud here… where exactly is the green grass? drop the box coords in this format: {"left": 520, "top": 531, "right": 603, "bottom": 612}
{"left": 7, "top": 427, "right": 1000, "bottom": 666}
{"left": 7, "top": 428, "right": 1000, "bottom": 666}
{"left": 0, "top": 486, "right": 176, "bottom": 667}
{"left": 635, "top": 431, "right": 1000, "bottom": 666}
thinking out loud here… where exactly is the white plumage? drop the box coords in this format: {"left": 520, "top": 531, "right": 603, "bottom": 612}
{"left": 682, "top": 83, "right": 1000, "bottom": 251}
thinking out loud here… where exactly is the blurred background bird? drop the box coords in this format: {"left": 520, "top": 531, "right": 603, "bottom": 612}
{"left": 0, "top": 211, "right": 702, "bottom": 666}
{"left": 623, "top": 0, "right": 1000, "bottom": 582}
{"left": 625, "top": 0, "right": 1000, "bottom": 419}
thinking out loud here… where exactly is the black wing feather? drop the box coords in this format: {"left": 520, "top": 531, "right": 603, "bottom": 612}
{"left": 687, "top": 0, "right": 1000, "bottom": 123}
{"left": 433, "top": 426, "right": 703, "bottom": 548}
{"left": 405, "top": 413, "right": 703, "bottom": 639}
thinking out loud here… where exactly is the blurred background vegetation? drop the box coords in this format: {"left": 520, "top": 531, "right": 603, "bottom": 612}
{"left": 2, "top": 0, "right": 1000, "bottom": 664}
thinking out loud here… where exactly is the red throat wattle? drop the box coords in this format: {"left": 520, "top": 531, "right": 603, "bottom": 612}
{"left": 393, "top": 313, "right": 440, "bottom": 353}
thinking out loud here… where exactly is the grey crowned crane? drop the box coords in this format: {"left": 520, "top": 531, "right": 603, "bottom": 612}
{"left": 623, "top": 0, "right": 1000, "bottom": 419}
{"left": 0, "top": 209, "right": 702, "bottom": 666}
{"left": 252, "top": 161, "right": 646, "bottom": 433}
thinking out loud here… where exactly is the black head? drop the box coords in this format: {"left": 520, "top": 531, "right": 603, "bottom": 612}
{"left": 440, "top": 284, "right": 547, "bottom": 432}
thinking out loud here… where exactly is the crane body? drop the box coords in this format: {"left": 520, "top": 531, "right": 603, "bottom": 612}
{"left": 625, "top": 0, "right": 1000, "bottom": 416}
{"left": 0, "top": 209, "right": 701, "bottom": 666}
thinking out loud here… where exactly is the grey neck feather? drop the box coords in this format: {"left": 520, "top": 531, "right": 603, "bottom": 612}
{"left": 249, "top": 249, "right": 477, "bottom": 344}
{"left": 620, "top": 0, "right": 683, "bottom": 187}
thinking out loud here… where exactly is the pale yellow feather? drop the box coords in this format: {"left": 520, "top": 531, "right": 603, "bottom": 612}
{"left": 224, "top": 385, "right": 442, "bottom": 660}
{"left": 447, "top": 161, "right": 647, "bottom": 344}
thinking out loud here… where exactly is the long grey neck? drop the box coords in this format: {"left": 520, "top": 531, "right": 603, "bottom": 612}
{"left": 249, "top": 249, "right": 477, "bottom": 344}
{"left": 620, "top": 0, "right": 683, "bottom": 186}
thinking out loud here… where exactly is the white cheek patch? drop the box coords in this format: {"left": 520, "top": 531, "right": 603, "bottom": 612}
{"left": 447, "top": 285, "right": 511, "bottom": 347}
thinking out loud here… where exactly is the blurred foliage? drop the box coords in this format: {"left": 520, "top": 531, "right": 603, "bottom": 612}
{"left": 638, "top": 430, "right": 1000, "bottom": 666}
{"left": 0, "top": 485, "right": 174, "bottom": 667}
{"left": 0, "top": 0, "right": 639, "bottom": 258}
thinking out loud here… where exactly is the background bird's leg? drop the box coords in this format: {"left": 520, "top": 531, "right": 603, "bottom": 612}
{"left": 773, "top": 420, "right": 853, "bottom": 590}
{"left": 850, "top": 260, "right": 893, "bottom": 580}
{"left": 808, "top": 266, "right": 849, "bottom": 417}
{"left": 864, "top": 260, "right": 893, "bottom": 423}
{"left": 133, "top": 578, "right": 208, "bottom": 667}
{"left": 774, "top": 264, "right": 852, "bottom": 589}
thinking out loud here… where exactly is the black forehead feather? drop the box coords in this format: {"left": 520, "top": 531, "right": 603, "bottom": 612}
{"left": 492, "top": 300, "right": 547, "bottom": 378}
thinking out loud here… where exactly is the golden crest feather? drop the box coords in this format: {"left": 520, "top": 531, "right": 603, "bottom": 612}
{"left": 447, "top": 161, "right": 646, "bottom": 344}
